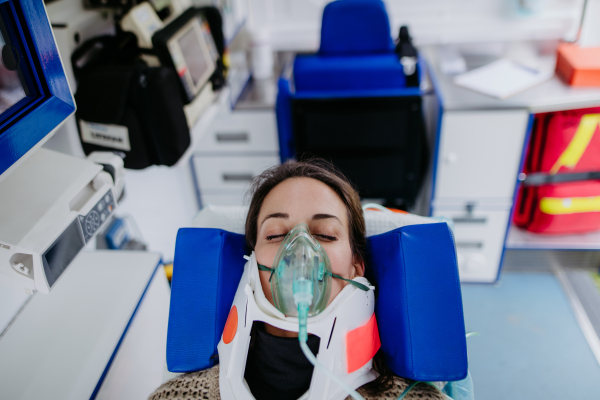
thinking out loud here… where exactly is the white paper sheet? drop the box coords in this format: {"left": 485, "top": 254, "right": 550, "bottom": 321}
{"left": 453, "top": 58, "right": 554, "bottom": 99}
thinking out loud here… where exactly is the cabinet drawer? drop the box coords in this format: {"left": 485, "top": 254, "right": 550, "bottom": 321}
{"left": 196, "top": 111, "right": 278, "bottom": 154}
{"left": 193, "top": 155, "right": 280, "bottom": 191}
{"left": 433, "top": 206, "right": 511, "bottom": 283}
{"left": 435, "top": 110, "right": 529, "bottom": 200}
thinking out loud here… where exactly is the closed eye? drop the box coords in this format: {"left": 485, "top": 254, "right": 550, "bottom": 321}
{"left": 314, "top": 234, "right": 337, "bottom": 241}
{"left": 266, "top": 234, "right": 287, "bottom": 241}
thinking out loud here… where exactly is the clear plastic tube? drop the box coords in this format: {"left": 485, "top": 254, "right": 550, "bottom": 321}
{"left": 297, "top": 307, "right": 366, "bottom": 400}
{"left": 397, "top": 381, "right": 419, "bottom": 400}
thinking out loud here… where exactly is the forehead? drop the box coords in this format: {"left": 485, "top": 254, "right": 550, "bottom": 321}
{"left": 258, "top": 177, "right": 348, "bottom": 224}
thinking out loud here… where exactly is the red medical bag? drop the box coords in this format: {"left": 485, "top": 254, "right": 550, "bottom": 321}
{"left": 513, "top": 107, "right": 600, "bottom": 234}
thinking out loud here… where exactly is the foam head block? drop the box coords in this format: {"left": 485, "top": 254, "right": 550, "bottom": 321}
{"left": 166, "top": 224, "right": 468, "bottom": 381}
{"left": 368, "top": 223, "right": 468, "bottom": 381}
{"left": 167, "top": 228, "right": 247, "bottom": 372}
{"left": 320, "top": 0, "right": 393, "bottom": 55}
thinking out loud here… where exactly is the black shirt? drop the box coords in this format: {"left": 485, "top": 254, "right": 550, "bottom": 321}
{"left": 244, "top": 326, "right": 321, "bottom": 400}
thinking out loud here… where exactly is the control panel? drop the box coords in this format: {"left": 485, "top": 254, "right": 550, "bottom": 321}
{"left": 79, "top": 190, "right": 116, "bottom": 244}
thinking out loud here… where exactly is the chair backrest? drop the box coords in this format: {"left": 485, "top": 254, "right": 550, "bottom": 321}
{"left": 166, "top": 222, "right": 468, "bottom": 382}
{"left": 320, "top": 0, "right": 394, "bottom": 56}
{"left": 276, "top": 0, "right": 425, "bottom": 207}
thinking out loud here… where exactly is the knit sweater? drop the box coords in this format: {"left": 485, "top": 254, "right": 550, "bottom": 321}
{"left": 148, "top": 365, "right": 446, "bottom": 400}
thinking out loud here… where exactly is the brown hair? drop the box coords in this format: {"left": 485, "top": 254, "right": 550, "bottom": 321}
{"left": 244, "top": 159, "right": 366, "bottom": 265}
{"left": 244, "top": 158, "right": 394, "bottom": 393}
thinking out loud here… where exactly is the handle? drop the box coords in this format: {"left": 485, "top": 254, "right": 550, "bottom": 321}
{"left": 216, "top": 132, "right": 249, "bottom": 142}
{"left": 521, "top": 171, "right": 600, "bottom": 186}
{"left": 455, "top": 242, "right": 483, "bottom": 249}
{"left": 223, "top": 173, "right": 253, "bottom": 182}
{"left": 452, "top": 216, "right": 487, "bottom": 224}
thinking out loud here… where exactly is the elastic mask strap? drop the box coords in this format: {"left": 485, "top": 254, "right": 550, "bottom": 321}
{"left": 257, "top": 263, "right": 369, "bottom": 291}
{"left": 257, "top": 263, "right": 276, "bottom": 282}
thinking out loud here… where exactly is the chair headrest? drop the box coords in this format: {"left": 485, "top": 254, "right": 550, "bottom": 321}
{"left": 320, "top": 0, "right": 394, "bottom": 56}
{"left": 167, "top": 223, "right": 468, "bottom": 381}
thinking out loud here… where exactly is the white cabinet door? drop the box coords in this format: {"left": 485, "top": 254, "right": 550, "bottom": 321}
{"left": 433, "top": 206, "right": 511, "bottom": 283}
{"left": 435, "top": 110, "right": 529, "bottom": 201}
{"left": 193, "top": 155, "right": 280, "bottom": 191}
{"left": 196, "top": 111, "right": 278, "bottom": 154}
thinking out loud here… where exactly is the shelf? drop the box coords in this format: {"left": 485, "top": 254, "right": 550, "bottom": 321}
{"left": 505, "top": 224, "right": 600, "bottom": 250}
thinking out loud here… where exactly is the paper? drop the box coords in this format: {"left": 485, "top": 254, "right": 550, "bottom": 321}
{"left": 453, "top": 58, "right": 553, "bottom": 99}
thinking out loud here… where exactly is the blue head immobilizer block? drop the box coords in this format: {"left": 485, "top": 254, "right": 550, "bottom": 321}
{"left": 167, "top": 223, "right": 468, "bottom": 381}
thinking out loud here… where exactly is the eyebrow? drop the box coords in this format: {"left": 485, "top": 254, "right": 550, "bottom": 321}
{"left": 260, "top": 212, "right": 341, "bottom": 227}
{"left": 312, "top": 213, "right": 342, "bottom": 224}
{"left": 260, "top": 212, "right": 289, "bottom": 227}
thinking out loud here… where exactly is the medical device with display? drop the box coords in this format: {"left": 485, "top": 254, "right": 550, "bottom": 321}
{"left": 0, "top": 148, "right": 117, "bottom": 293}
{"left": 152, "top": 8, "right": 218, "bottom": 103}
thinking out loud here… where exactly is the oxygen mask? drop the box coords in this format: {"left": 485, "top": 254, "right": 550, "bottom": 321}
{"left": 256, "top": 222, "right": 370, "bottom": 400}
{"left": 266, "top": 223, "right": 332, "bottom": 318}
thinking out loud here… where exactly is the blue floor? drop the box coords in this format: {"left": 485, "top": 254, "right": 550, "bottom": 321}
{"left": 461, "top": 272, "right": 600, "bottom": 400}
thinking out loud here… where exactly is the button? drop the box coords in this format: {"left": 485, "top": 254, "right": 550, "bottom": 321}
{"left": 101, "top": 213, "right": 106, "bottom": 222}
{"left": 105, "top": 194, "right": 110, "bottom": 203}
{"left": 98, "top": 201, "right": 105, "bottom": 211}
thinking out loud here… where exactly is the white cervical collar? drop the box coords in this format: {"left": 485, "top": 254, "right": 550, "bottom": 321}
{"left": 218, "top": 252, "right": 379, "bottom": 400}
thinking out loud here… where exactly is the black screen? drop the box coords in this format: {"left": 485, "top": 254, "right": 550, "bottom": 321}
{"left": 42, "top": 219, "right": 85, "bottom": 288}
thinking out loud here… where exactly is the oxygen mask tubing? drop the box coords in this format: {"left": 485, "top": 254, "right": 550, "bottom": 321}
{"left": 257, "top": 223, "right": 368, "bottom": 400}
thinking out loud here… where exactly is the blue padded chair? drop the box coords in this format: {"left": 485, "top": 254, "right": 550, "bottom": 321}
{"left": 167, "top": 222, "right": 468, "bottom": 382}
{"left": 276, "top": 0, "right": 427, "bottom": 208}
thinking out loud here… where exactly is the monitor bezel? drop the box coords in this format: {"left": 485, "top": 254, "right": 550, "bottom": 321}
{"left": 0, "top": 0, "right": 75, "bottom": 179}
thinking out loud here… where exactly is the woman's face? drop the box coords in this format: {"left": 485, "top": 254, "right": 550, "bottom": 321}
{"left": 254, "top": 177, "right": 365, "bottom": 325}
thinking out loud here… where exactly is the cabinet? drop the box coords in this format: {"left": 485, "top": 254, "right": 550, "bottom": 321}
{"left": 431, "top": 109, "right": 529, "bottom": 282}
{"left": 192, "top": 110, "right": 280, "bottom": 206}
{"left": 424, "top": 41, "right": 600, "bottom": 282}
{"left": 434, "top": 110, "right": 529, "bottom": 201}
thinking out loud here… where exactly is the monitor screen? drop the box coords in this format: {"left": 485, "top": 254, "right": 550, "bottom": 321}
{"left": 177, "top": 24, "right": 209, "bottom": 88}
{"left": 165, "top": 16, "right": 216, "bottom": 102}
{"left": 42, "top": 218, "right": 85, "bottom": 288}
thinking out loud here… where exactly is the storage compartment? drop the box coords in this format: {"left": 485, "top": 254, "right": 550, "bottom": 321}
{"left": 435, "top": 110, "right": 529, "bottom": 200}
{"left": 193, "top": 155, "right": 279, "bottom": 191}
{"left": 196, "top": 111, "right": 278, "bottom": 154}
{"left": 433, "top": 205, "right": 512, "bottom": 282}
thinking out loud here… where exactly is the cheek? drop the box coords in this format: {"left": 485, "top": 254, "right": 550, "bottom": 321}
{"left": 324, "top": 242, "right": 354, "bottom": 305}
{"left": 325, "top": 243, "right": 354, "bottom": 278}
{"left": 254, "top": 242, "right": 278, "bottom": 305}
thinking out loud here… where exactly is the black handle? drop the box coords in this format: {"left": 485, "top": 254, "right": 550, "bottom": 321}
{"left": 521, "top": 171, "right": 600, "bottom": 186}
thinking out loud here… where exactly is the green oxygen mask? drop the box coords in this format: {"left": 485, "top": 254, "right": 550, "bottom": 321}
{"left": 257, "top": 223, "right": 369, "bottom": 319}
{"left": 269, "top": 223, "right": 331, "bottom": 317}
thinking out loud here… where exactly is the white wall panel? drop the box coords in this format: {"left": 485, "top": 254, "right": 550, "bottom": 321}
{"left": 248, "top": 0, "right": 585, "bottom": 51}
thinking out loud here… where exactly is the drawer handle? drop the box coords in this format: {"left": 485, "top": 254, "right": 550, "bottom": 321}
{"left": 223, "top": 173, "right": 254, "bottom": 182}
{"left": 456, "top": 242, "right": 483, "bottom": 249}
{"left": 452, "top": 217, "right": 487, "bottom": 224}
{"left": 216, "top": 132, "right": 249, "bottom": 142}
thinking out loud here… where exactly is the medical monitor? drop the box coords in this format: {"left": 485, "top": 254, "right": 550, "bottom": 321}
{"left": 0, "top": 0, "right": 75, "bottom": 179}
{"left": 152, "top": 9, "right": 218, "bottom": 103}
{"left": 153, "top": 8, "right": 217, "bottom": 104}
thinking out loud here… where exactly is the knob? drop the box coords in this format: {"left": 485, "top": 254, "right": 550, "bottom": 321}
{"left": 445, "top": 153, "right": 458, "bottom": 164}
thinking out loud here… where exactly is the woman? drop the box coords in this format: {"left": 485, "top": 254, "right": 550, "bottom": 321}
{"left": 149, "top": 160, "right": 445, "bottom": 400}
